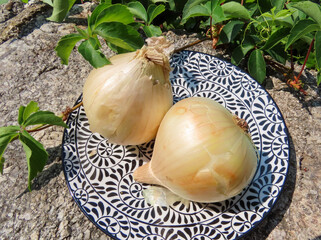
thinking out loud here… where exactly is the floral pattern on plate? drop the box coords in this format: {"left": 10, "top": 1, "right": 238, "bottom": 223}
{"left": 62, "top": 51, "right": 289, "bottom": 240}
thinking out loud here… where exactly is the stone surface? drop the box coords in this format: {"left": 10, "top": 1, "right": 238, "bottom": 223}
{"left": 0, "top": 1, "right": 320, "bottom": 240}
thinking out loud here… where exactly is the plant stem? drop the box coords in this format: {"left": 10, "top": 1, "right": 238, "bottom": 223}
{"left": 296, "top": 38, "right": 315, "bottom": 81}
{"left": 27, "top": 124, "right": 51, "bottom": 133}
{"left": 264, "top": 57, "right": 306, "bottom": 94}
{"left": 61, "top": 101, "right": 83, "bottom": 121}
{"left": 173, "top": 37, "right": 211, "bottom": 53}
{"left": 27, "top": 101, "right": 84, "bottom": 133}
{"left": 210, "top": 16, "right": 213, "bottom": 39}
{"left": 290, "top": 45, "right": 294, "bottom": 71}
{"left": 264, "top": 57, "right": 290, "bottom": 72}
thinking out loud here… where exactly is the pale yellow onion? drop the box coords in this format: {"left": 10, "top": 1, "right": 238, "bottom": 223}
{"left": 83, "top": 37, "right": 173, "bottom": 145}
{"left": 133, "top": 97, "right": 258, "bottom": 203}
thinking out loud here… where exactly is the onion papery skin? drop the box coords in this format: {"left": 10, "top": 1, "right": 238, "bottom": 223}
{"left": 82, "top": 40, "right": 173, "bottom": 146}
{"left": 134, "top": 97, "right": 258, "bottom": 203}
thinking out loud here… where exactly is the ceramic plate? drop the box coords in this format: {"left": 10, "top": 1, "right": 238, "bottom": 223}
{"left": 62, "top": 51, "right": 289, "bottom": 240}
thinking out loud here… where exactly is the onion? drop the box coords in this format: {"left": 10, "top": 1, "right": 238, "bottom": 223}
{"left": 83, "top": 37, "right": 173, "bottom": 145}
{"left": 133, "top": 97, "right": 258, "bottom": 203}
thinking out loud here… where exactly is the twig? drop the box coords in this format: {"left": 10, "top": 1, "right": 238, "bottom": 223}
{"left": 296, "top": 38, "right": 315, "bottom": 81}
{"left": 173, "top": 37, "right": 211, "bottom": 53}
{"left": 27, "top": 124, "right": 51, "bottom": 133}
{"left": 27, "top": 102, "right": 84, "bottom": 133}
{"left": 62, "top": 101, "right": 83, "bottom": 121}
{"left": 290, "top": 45, "right": 294, "bottom": 71}
{"left": 264, "top": 57, "right": 290, "bottom": 72}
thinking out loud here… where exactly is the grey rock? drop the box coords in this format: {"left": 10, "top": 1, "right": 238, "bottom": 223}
{"left": 0, "top": 2, "right": 320, "bottom": 240}
{"left": 0, "top": 0, "right": 24, "bottom": 23}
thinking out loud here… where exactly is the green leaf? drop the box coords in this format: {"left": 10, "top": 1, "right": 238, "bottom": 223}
{"left": 292, "top": 1, "right": 321, "bottom": 27}
{"left": 231, "top": 44, "right": 254, "bottom": 66}
{"left": 19, "top": 130, "right": 48, "bottom": 191}
{"left": 298, "top": 51, "right": 316, "bottom": 69}
{"left": 261, "top": 11, "right": 273, "bottom": 19}
{"left": 221, "top": 2, "right": 251, "bottom": 20}
{"left": 317, "top": 71, "right": 321, "bottom": 86}
{"left": 275, "top": 9, "right": 294, "bottom": 19}
{"left": 21, "top": 0, "right": 28, "bottom": 3}
{"left": 261, "top": 27, "right": 291, "bottom": 50}
{"left": 315, "top": 31, "right": 321, "bottom": 70}
{"left": 78, "top": 38, "right": 111, "bottom": 68}
{"left": 0, "top": 156, "right": 4, "bottom": 174}
{"left": 87, "top": 14, "right": 92, "bottom": 36}
{"left": 128, "top": 1, "right": 148, "bottom": 23}
{"left": 181, "top": 0, "right": 208, "bottom": 24}
{"left": 75, "top": 26, "right": 88, "bottom": 38}
{"left": 129, "top": 22, "right": 144, "bottom": 30}
{"left": 0, "top": 126, "right": 20, "bottom": 136}
{"left": 143, "top": 24, "right": 162, "bottom": 37}
{"left": 147, "top": 4, "right": 166, "bottom": 25}
{"left": 271, "top": 0, "right": 286, "bottom": 11}
{"left": 94, "top": 22, "right": 144, "bottom": 52}
{"left": 285, "top": 19, "right": 321, "bottom": 49}
{"left": 219, "top": 20, "right": 244, "bottom": 44}
{"left": 23, "top": 111, "right": 68, "bottom": 128}
{"left": 167, "top": 0, "right": 185, "bottom": 12}
{"left": 23, "top": 101, "right": 39, "bottom": 124}
{"left": 150, "top": 0, "right": 168, "bottom": 3}
{"left": 258, "top": 0, "right": 272, "bottom": 14}
{"left": 0, "top": 126, "right": 20, "bottom": 174}
{"left": 168, "top": 0, "right": 176, "bottom": 11}
{"left": 18, "top": 101, "right": 41, "bottom": 127}
{"left": 42, "top": 0, "right": 53, "bottom": 7}
{"left": 0, "top": 0, "right": 9, "bottom": 4}
{"left": 260, "top": 7, "right": 294, "bottom": 27}
{"left": 106, "top": 42, "right": 129, "bottom": 54}
{"left": 205, "top": 1, "right": 226, "bottom": 24}
{"left": 91, "top": 4, "right": 135, "bottom": 30}
{"left": 248, "top": 49, "right": 266, "bottom": 84}
{"left": 89, "top": 3, "right": 112, "bottom": 28}
{"left": 47, "top": 0, "right": 77, "bottom": 22}
{"left": 286, "top": 2, "right": 307, "bottom": 22}
{"left": 181, "top": 5, "right": 210, "bottom": 24}
{"left": 55, "top": 33, "right": 85, "bottom": 65}
{"left": 209, "top": 0, "right": 219, "bottom": 14}
{"left": 18, "top": 106, "right": 26, "bottom": 126}
{"left": 266, "top": 44, "right": 287, "bottom": 65}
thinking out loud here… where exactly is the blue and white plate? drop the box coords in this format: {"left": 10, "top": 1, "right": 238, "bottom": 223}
{"left": 62, "top": 51, "right": 289, "bottom": 240}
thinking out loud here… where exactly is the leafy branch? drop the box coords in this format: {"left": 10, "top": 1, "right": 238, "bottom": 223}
{"left": 54, "top": 1, "right": 167, "bottom": 68}
{"left": 0, "top": 101, "right": 81, "bottom": 191}
{"left": 52, "top": 0, "right": 321, "bottom": 87}
{"left": 2, "top": 0, "right": 321, "bottom": 190}
{"left": 6, "top": 0, "right": 320, "bottom": 85}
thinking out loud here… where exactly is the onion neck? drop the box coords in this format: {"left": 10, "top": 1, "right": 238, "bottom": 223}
{"left": 135, "top": 37, "right": 173, "bottom": 73}
{"left": 233, "top": 115, "right": 249, "bottom": 133}
{"left": 135, "top": 46, "right": 171, "bottom": 73}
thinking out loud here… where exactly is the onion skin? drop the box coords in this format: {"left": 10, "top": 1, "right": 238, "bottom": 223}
{"left": 133, "top": 97, "right": 258, "bottom": 203}
{"left": 82, "top": 38, "right": 173, "bottom": 145}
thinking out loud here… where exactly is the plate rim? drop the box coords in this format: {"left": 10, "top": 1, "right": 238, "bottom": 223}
{"left": 61, "top": 50, "right": 291, "bottom": 240}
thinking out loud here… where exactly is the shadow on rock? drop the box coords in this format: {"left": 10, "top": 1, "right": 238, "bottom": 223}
{"left": 16, "top": 145, "right": 63, "bottom": 198}
{"left": 242, "top": 133, "right": 297, "bottom": 239}
{"left": 311, "top": 236, "right": 321, "bottom": 240}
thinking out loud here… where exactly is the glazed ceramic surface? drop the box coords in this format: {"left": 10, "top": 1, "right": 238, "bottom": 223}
{"left": 62, "top": 51, "right": 289, "bottom": 240}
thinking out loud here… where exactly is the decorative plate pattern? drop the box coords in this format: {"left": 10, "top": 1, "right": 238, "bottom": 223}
{"left": 62, "top": 51, "right": 289, "bottom": 240}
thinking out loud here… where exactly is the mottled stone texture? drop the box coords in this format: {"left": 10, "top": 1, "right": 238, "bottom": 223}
{"left": 0, "top": 1, "right": 320, "bottom": 240}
